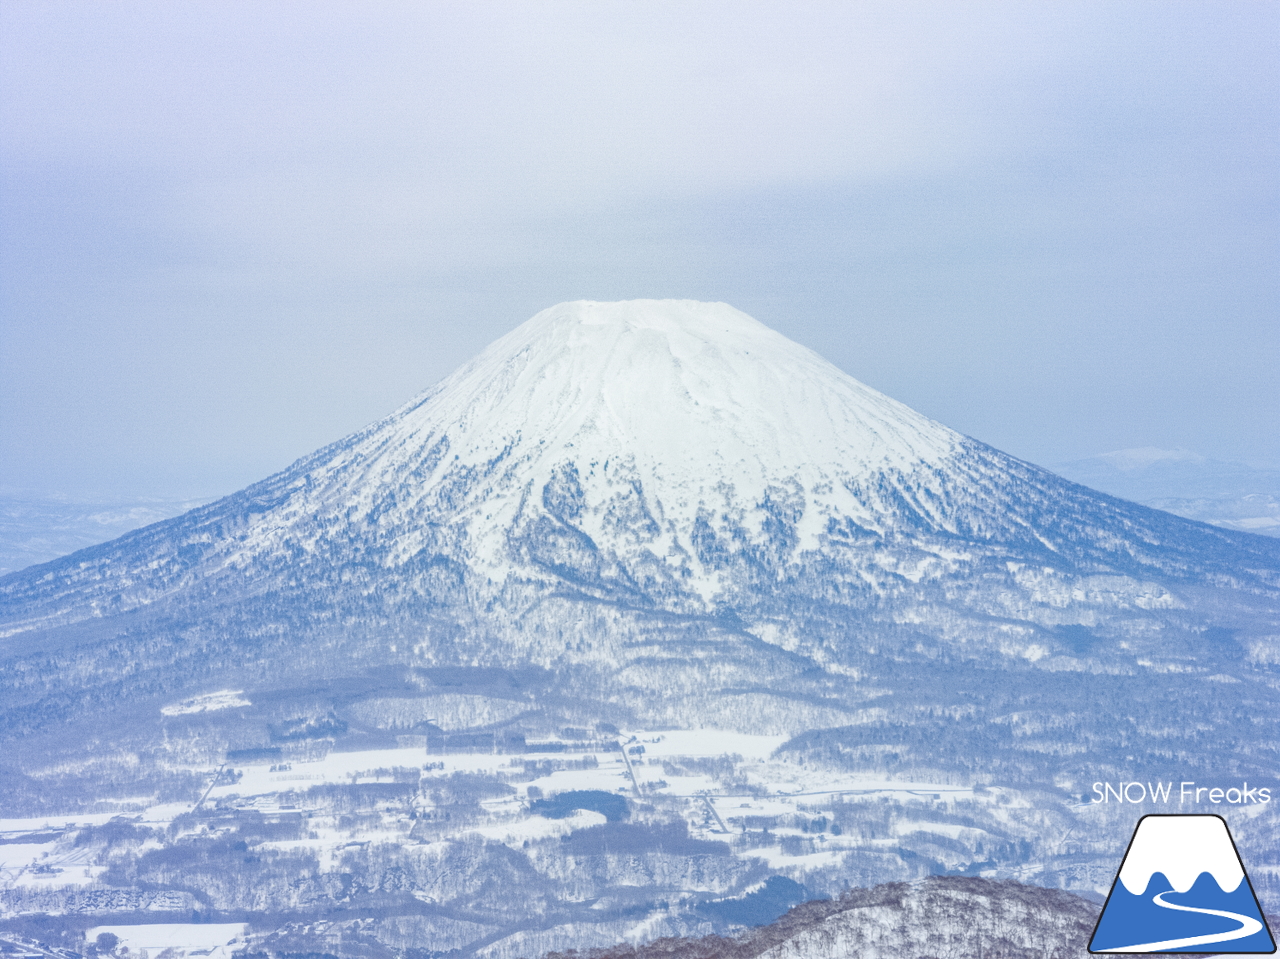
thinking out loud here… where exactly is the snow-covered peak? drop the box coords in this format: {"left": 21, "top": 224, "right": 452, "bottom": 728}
{"left": 374, "top": 299, "right": 960, "bottom": 500}
{"left": 1118, "top": 816, "right": 1245, "bottom": 895}
{"left": 213, "top": 298, "right": 974, "bottom": 597}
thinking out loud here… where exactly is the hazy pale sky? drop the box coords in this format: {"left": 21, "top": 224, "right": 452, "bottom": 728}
{"left": 2, "top": 1, "right": 1277, "bottom": 498}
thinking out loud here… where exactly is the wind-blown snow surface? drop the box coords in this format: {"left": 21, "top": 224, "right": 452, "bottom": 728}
{"left": 1, "top": 300, "right": 1279, "bottom": 956}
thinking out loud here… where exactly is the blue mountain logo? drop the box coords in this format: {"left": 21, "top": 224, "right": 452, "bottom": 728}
{"left": 1090, "top": 814, "right": 1275, "bottom": 953}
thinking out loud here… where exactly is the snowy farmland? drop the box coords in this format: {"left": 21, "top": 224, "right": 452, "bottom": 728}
{"left": 0, "top": 724, "right": 1166, "bottom": 958}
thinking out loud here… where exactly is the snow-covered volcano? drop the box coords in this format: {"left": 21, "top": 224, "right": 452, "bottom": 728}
{"left": 235, "top": 298, "right": 967, "bottom": 602}
{"left": 6, "top": 299, "right": 1273, "bottom": 635}
{"left": 404, "top": 298, "right": 961, "bottom": 496}
{"left": 1, "top": 299, "right": 1279, "bottom": 740}
{"left": 346, "top": 298, "right": 961, "bottom": 568}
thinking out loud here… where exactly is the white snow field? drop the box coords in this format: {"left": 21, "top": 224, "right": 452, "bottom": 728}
{"left": 161, "top": 689, "right": 252, "bottom": 716}
{"left": 84, "top": 922, "right": 247, "bottom": 958}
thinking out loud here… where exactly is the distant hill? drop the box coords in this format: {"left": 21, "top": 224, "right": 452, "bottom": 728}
{"left": 0, "top": 487, "right": 211, "bottom": 575}
{"left": 1053, "top": 447, "right": 1280, "bottom": 537}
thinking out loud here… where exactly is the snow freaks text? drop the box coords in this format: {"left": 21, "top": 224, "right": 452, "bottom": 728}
{"left": 1091, "top": 781, "right": 1272, "bottom": 804}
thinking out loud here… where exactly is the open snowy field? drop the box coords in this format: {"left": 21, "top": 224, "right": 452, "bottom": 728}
{"left": 0, "top": 728, "right": 1081, "bottom": 913}
{"left": 84, "top": 922, "right": 247, "bottom": 958}
{"left": 2, "top": 708, "right": 1275, "bottom": 958}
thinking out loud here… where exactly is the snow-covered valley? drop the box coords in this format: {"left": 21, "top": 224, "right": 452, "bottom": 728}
{"left": 0, "top": 728, "right": 1175, "bottom": 957}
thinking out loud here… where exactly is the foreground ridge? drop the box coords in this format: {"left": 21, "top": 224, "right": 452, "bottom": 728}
{"left": 536, "top": 878, "right": 1101, "bottom": 959}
